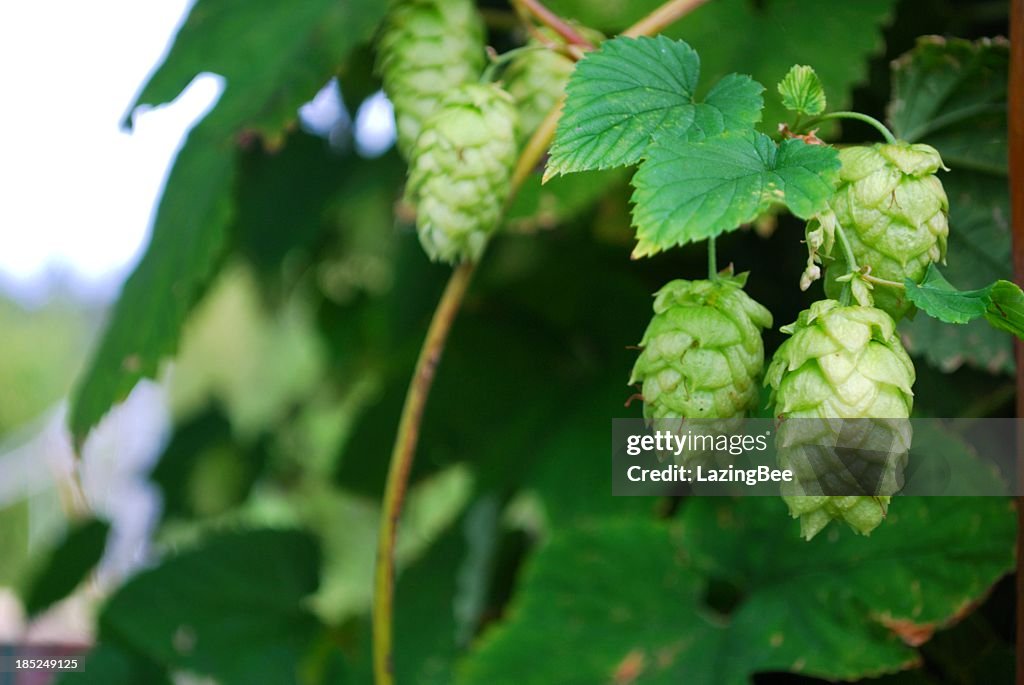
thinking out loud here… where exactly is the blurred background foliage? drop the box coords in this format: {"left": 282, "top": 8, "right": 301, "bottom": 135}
{"left": 0, "top": 0, "right": 1017, "bottom": 683}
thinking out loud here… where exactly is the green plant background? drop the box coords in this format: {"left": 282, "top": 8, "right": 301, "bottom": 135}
{"left": 0, "top": 0, "right": 1016, "bottom": 683}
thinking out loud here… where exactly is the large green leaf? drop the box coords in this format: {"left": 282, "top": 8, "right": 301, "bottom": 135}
{"left": 99, "top": 529, "right": 323, "bottom": 685}
{"left": 630, "top": 131, "right": 839, "bottom": 257}
{"left": 460, "top": 498, "right": 1014, "bottom": 684}
{"left": 546, "top": 36, "right": 764, "bottom": 177}
{"left": 543, "top": 0, "right": 893, "bottom": 131}
{"left": 668, "top": 0, "right": 895, "bottom": 131}
{"left": 125, "top": 0, "right": 386, "bottom": 147}
{"left": 70, "top": 0, "right": 388, "bottom": 448}
{"left": 70, "top": 117, "right": 235, "bottom": 449}
{"left": 888, "top": 39, "right": 1012, "bottom": 374}
{"left": 889, "top": 36, "right": 1009, "bottom": 174}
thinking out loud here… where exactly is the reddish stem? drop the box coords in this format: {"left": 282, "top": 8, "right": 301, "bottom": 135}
{"left": 515, "top": 0, "right": 595, "bottom": 48}
{"left": 1009, "top": 0, "right": 1023, "bottom": 682}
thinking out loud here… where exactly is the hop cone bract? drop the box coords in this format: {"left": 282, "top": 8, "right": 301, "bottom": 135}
{"left": 820, "top": 142, "right": 949, "bottom": 320}
{"left": 405, "top": 83, "right": 519, "bottom": 264}
{"left": 377, "top": 0, "right": 485, "bottom": 158}
{"left": 766, "top": 300, "right": 915, "bottom": 539}
{"left": 630, "top": 275, "right": 773, "bottom": 421}
{"left": 504, "top": 45, "right": 574, "bottom": 146}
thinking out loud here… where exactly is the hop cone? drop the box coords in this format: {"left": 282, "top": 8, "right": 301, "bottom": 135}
{"left": 377, "top": 0, "right": 485, "bottom": 158}
{"left": 765, "top": 300, "right": 915, "bottom": 539}
{"left": 630, "top": 275, "right": 773, "bottom": 422}
{"left": 820, "top": 142, "right": 949, "bottom": 320}
{"left": 405, "top": 83, "right": 519, "bottom": 264}
{"left": 503, "top": 44, "right": 574, "bottom": 146}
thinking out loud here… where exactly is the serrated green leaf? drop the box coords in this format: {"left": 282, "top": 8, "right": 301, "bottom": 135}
{"left": 23, "top": 518, "right": 110, "bottom": 617}
{"left": 543, "top": 0, "right": 893, "bottom": 132}
{"left": 669, "top": 0, "right": 893, "bottom": 132}
{"left": 904, "top": 265, "right": 1024, "bottom": 342}
{"left": 546, "top": 36, "right": 763, "bottom": 178}
{"left": 904, "top": 265, "right": 991, "bottom": 325}
{"left": 99, "top": 529, "right": 322, "bottom": 685}
{"left": 461, "top": 498, "right": 1014, "bottom": 684}
{"left": 630, "top": 132, "right": 839, "bottom": 257}
{"left": 778, "top": 64, "right": 826, "bottom": 116}
{"left": 70, "top": 0, "right": 388, "bottom": 448}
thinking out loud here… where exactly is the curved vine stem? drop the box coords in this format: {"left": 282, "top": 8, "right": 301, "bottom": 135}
{"left": 372, "top": 260, "right": 475, "bottom": 685}
{"left": 802, "top": 111, "right": 898, "bottom": 145}
{"left": 372, "top": 1, "right": 716, "bottom": 682}
{"left": 512, "top": 0, "right": 594, "bottom": 48}
{"left": 1007, "top": 0, "right": 1023, "bottom": 681}
{"left": 623, "top": 0, "right": 712, "bottom": 37}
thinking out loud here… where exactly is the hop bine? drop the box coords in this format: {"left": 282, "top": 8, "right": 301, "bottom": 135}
{"left": 404, "top": 83, "right": 519, "bottom": 264}
{"left": 765, "top": 300, "right": 915, "bottom": 539}
{"left": 811, "top": 142, "right": 949, "bottom": 320}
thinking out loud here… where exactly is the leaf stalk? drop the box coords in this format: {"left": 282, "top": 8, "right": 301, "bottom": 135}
{"left": 804, "top": 111, "right": 898, "bottom": 145}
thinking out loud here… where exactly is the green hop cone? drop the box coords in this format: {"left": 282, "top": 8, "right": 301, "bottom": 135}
{"left": 377, "top": 0, "right": 485, "bottom": 158}
{"left": 818, "top": 142, "right": 949, "bottom": 320}
{"left": 503, "top": 44, "right": 574, "bottom": 146}
{"left": 405, "top": 83, "right": 519, "bottom": 264}
{"left": 765, "top": 300, "right": 915, "bottom": 540}
{"left": 630, "top": 274, "right": 773, "bottom": 422}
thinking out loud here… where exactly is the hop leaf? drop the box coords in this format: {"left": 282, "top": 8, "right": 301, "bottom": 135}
{"left": 820, "top": 142, "right": 950, "bottom": 320}
{"left": 766, "top": 300, "right": 915, "bottom": 539}
{"left": 630, "top": 275, "right": 773, "bottom": 425}
{"left": 546, "top": 36, "right": 764, "bottom": 178}
{"left": 377, "top": 0, "right": 485, "bottom": 158}
{"left": 777, "top": 65, "right": 826, "bottom": 117}
{"left": 405, "top": 83, "right": 519, "bottom": 264}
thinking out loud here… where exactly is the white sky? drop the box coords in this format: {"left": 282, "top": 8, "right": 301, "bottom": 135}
{"left": 0, "top": 1, "right": 219, "bottom": 303}
{"left": 0, "top": 1, "right": 395, "bottom": 306}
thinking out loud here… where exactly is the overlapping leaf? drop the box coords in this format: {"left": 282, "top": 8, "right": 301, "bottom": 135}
{"left": 70, "top": 0, "right": 388, "bottom": 447}
{"left": 98, "top": 529, "right": 323, "bottom": 684}
{"left": 460, "top": 498, "right": 1014, "bottom": 684}
{"left": 546, "top": 36, "right": 763, "bottom": 178}
{"left": 889, "top": 36, "right": 1009, "bottom": 174}
{"left": 631, "top": 131, "right": 839, "bottom": 257}
{"left": 889, "top": 38, "right": 1012, "bottom": 374}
